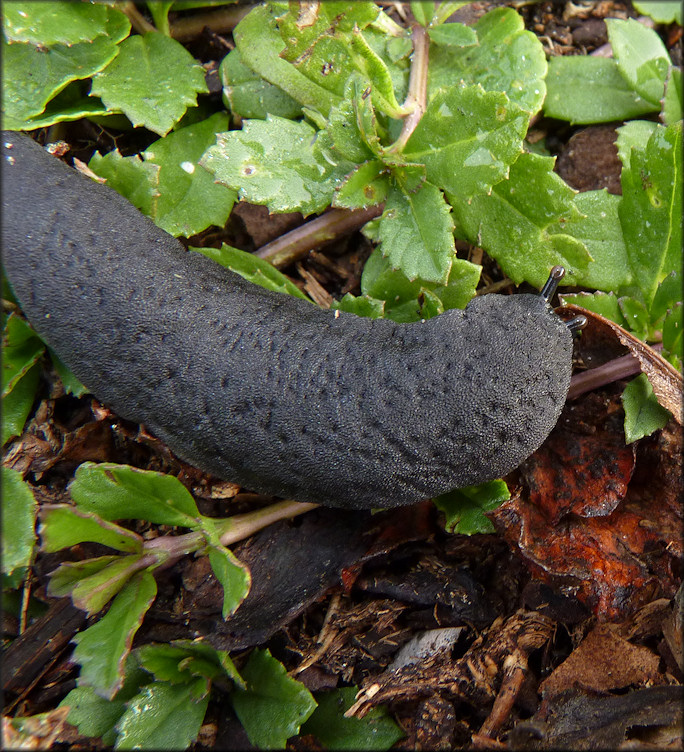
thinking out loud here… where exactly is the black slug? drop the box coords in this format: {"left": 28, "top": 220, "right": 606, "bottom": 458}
{"left": 2, "top": 132, "right": 577, "bottom": 510}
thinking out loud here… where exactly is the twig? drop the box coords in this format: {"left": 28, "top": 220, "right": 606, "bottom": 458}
{"left": 292, "top": 593, "right": 343, "bottom": 675}
{"left": 171, "top": 4, "right": 252, "bottom": 41}
{"left": 567, "top": 353, "right": 642, "bottom": 400}
{"left": 255, "top": 206, "right": 384, "bottom": 268}
{"left": 121, "top": 2, "right": 157, "bottom": 35}
{"left": 476, "top": 277, "right": 514, "bottom": 295}
{"left": 19, "top": 570, "right": 33, "bottom": 635}
{"left": 477, "top": 661, "right": 526, "bottom": 739}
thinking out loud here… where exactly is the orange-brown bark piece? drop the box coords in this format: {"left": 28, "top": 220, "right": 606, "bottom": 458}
{"left": 491, "top": 393, "right": 682, "bottom": 621}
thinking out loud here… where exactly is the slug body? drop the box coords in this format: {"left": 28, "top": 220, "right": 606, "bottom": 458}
{"left": 1, "top": 132, "right": 573, "bottom": 510}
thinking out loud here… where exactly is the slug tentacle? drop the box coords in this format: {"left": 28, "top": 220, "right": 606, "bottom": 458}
{"left": 566, "top": 315, "right": 588, "bottom": 332}
{"left": 540, "top": 265, "right": 565, "bottom": 304}
{"left": 2, "top": 132, "right": 574, "bottom": 510}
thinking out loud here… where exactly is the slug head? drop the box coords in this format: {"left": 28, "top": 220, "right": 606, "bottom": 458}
{"left": 422, "top": 268, "right": 577, "bottom": 489}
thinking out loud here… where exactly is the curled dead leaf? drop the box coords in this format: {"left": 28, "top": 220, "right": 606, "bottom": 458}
{"left": 560, "top": 304, "right": 683, "bottom": 423}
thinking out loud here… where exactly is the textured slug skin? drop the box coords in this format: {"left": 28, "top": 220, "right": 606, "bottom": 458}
{"left": 2, "top": 132, "right": 573, "bottom": 509}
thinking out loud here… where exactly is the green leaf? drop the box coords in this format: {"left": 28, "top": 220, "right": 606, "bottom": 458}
{"left": 451, "top": 151, "right": 590, "bottom": 287}
{"left": 404, "top": 83, "right": 529, "bottom": 201}
{"left": 276, "top": 3, "right": 390, "bottom": 111}
{"left": 618, "top": 296, "right": 650, "bottom": 340}
{"left": 559, "top": 291, "right": 627, "bottom": 328}
{"left": 115, "top": 681, "right": 209, "bottom": 750}
{"left": 234, "top": 4, "right": 339, "bottom": 118}
{"left": 192, "top": 245, "right": 311, "bottom": 301}
{"left": 432, "top": 1, "right": 479, "bottom": 25}
{"left": 137, "top": 647, "right": 213, "bottom": 694}
{"left": 176, "top": 639, "right": 245, "bottom": 689}
{"left": 1, "top": 467, "right": 37, "bottom": 579}
{"left": 333, "top": 160, "right": 390, "bottom": 210}
{"left": 348, "top": 26, "right": 408, "bottom": 118}
{"left": 48, "top": 556, "right": 120, "bottom": 598}
{"left": 651, "top": 271, "right": 682, "bottom": 323}
{"left": 59, "top": 653, "right": 151, "bottom": 745}
{"left": 377, "top": 178, "right": 455, "bottom": 284}
{"left": 302, "top": 687, "right": 404, "bottom": 751}
{"left": 67, "top": 555, "right": 147, "bottom": 615}
{"left": 59, "top": 686, "right": 128, "bottom": 746}
{"left": 138, "top": 639, "right": 244, "bottom": 690}
{"left": 68, "top": 462, "right": 201, "bottom": 527}
{"left": 50, "top": 349, "right": 88, "bottom": 398}
{"left": 616, "top": 120, "right": 658, "bottom": 171}
{"left": 632, "top": 1, "right": 682, "bottom": 23}
{"left": 333, "top": 294, "right": 386, "bottom": 319}
{"left": 411, "top": 1, "right": 435, "bottom": 27}
{"left": 278, "top": 2, "right": 379, "bottom": 69}
{"left": 138, "top": 644, "right": 197, "bottom": 685}
{"left": 2, "top": 314, "right": 45, "bottom": 396}
{"left": 352, "top": 77, "right": 385, "bottom": 157}
{"left": 622, "top": 373, "right": 671, "bottom": 443}
{"left": 359, "top": 247, "right": 481, "bottom": 322}
{"left": 3, "top": 1, "right": 130, "bottom": 46}
{"left": 430, "top": 258, "right": 483, "bottom": 312}
{"left": 326, "top": 82, "right": 381, "bottom": 163}
{"left": 40, "top": 505, "right": 143, "bottom": 554}
{"left": 1, "top": 363, "right": 40, "bottom": 445}
{"left": 73, "top": 571, "right": 157, "bottom": 699}
{"left": 91, "top": 32, "right": 208, "bottom": 136}
{"left": 662, "top": 303, "right": 682, "bottom": 370}
{"left": 231, "top": 649, "right": 317, "bottom": 750}
{"left": 89, "top": 150, "right": 160, "bottom": 217}
{"left": 620, "top": 122, "right": 682, "bottom": 305}
{"left": 220, "top": 48, "right": 303, "bottom": 120}
{"left": 2, "top": 314, "right": 44, "bottom": 443}
{"left": 551, "top": 190, "right": 632, "bottom": 291}
{"left": 201, "top": 117, "right": 354, "bottom": 216}
{"left": 429, "top": 8, "right": 547, "bottom": 114}
{"left": 142, "top": 113, "right": 236, "bottom": 237}
{"left": 433, "top": 480, "right": 511, "bottom": 535}
{"left": 385, "top": 35, "right": 413, "bottom": 63}
{"left": 427, "top": 23, "right": 477, "bottom": 48}
{"left": 420, "top": 288, "right": 443, "bottom": 318}
{"left": 606, "top": 18, "right": 670, "bottom": 106}
{"left": 1, "top": 34, "right": 125, "bottom": 131}
{"left": 544, "top": 56, "right": 658, "bottom": 124}
{"left": 663, "top": 67, "right": 682, "bottom": 127}
{"left": 207, "top": 544, "right": 251, "bottom": 619}
{"left": 23, "top": 94, "right": 109, "bottom": 129}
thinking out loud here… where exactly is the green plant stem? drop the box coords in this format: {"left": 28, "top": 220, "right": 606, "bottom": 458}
{"left": 141, "top": 499, "right": 318, "bottom": 570}
{"left": 433, "top": 0, "right": 468, "bottom": 26}
{"left": 143, "top": 529, "right": 204, "bottom": 565}
{"left": 387, "top": 22, "right": 430, "bottom": 153}
{"left": 121, "top": 2, "right": 157, "bottom": 35}
{"left": 217, "top": 499, "right": 319, "bottom": 546}
{"left": 147, "top": 2, "right": 171, "bottom": 36}
{"left": 170, "top": 4, "right": 252, "bottom": 41}
{"left": 255, "top": 205, "right": 384, "bottom": 268}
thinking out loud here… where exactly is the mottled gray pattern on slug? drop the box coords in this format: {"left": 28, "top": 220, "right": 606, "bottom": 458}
{"left": 1, "top": 132, "right": 573, "bottom": 509}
